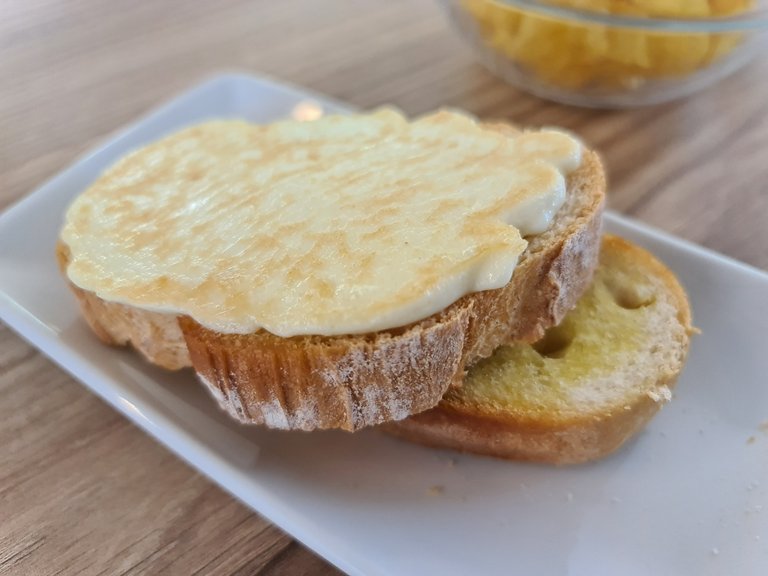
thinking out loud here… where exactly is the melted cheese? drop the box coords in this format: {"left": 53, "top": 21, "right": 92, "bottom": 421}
{"left": 61, "top": 109, "right": 582, "bottom": 336}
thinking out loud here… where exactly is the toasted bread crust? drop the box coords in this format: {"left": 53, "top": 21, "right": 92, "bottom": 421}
{"left": 58, "top": 141, "right": 605, "bottom": 431}
{"left": 383, "top": 236, "right": 693, "bottom": 464}
{"left": 179, "top": 307, "right": 471, "bottom": 430}
{"left": 381, "top": 371, "right": 681, "bottom": 465}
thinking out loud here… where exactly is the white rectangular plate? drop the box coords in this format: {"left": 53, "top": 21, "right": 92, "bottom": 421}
{"left": 2, "top": 74, "right": 767, "bottom": 576}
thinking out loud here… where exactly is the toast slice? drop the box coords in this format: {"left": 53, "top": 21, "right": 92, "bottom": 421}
{"left": 58, "top": 116, "right": 605, "bottom": 432}
{"left": 383, "top": 236, "right": 693, "bottom": 464}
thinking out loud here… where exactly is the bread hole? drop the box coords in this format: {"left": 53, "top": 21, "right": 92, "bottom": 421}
{"left": 533, "top": 325, "right": 573, "bottom": 359}
{"left": 605, "top": 278, "right": 656, "bottom": 310}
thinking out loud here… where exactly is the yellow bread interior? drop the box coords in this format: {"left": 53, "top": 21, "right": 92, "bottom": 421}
{"left": 439, "top": 235, "right": 692, "bottom": 425}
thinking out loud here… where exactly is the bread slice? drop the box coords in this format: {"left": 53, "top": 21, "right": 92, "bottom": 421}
{"left": 383, "top": 236, "right": 693, "bottom": 464}
{"left": 58, "top": 120, "right": 605, "bottom": 432}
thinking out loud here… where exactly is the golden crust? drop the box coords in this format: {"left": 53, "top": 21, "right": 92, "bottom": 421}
{"left": 179, "top": 308, "right": 470, "bottom": 430}
{"left": 383, "top": 236, "right": 693, "bottom": 464}
{"left": 382, "top": 371, "right": 683, "bottom": 465}
{"left": 58, "top": 135, "right": 606, "bottom": 432}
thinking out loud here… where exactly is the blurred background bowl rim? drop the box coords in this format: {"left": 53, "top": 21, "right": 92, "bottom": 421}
{"left": 471, "top": 0, "right": 768, "bottom": 32}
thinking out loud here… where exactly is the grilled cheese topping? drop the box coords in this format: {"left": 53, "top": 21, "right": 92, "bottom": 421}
{"left": 62, "top": 109, "right": 582, "bottom": 336}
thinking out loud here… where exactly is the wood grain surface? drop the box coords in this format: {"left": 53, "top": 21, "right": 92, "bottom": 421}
{"left": 1, "top": 0, "right": 766, "bottom": 574}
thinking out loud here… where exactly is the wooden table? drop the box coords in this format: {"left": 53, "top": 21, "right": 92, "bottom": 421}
{"left": 2, "top": 1, "right": 767, "bottom": 573}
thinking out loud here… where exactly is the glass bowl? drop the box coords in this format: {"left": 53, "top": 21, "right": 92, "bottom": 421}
{"left": 441, "top": 0, "right": 768, "bottom": 107}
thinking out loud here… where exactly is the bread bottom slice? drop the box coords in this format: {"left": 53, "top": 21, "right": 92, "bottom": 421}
{"left": 58, "top": 139, "right": 605, "bottom": 432}
{"left": 383, "top": 235, "right": 693, "bottom": 464}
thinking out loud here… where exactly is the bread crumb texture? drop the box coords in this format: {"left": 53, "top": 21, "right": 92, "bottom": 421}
{"left": 442, "top": 235, "right": 692, "bottom": 423}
